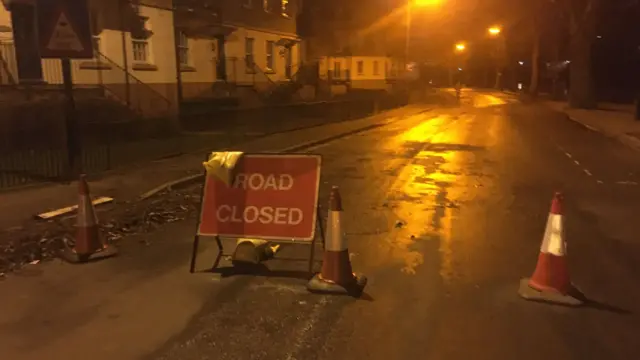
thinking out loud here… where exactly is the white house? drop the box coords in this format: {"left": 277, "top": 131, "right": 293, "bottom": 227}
{"left": 175, "top": 0, "right": 303, "bottom": 103}
{"left": 0, "top": 0, "right": 180, "bottom": 118}
{"left": 318, "top": 55, "right": 402, "bottom": 96}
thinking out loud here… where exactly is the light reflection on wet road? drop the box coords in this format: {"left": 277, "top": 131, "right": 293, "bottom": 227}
{"left": 14, "top": 90, "right": 640, "bottom": 360}
{"left": 119, "top": 90, "right": 640, "bottom": 360}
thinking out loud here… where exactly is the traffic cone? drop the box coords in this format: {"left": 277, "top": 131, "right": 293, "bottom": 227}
{"left": 61, "top": 175, "right": 118, "bottom": 263}
{"left": 307, "top": 186, "right": 367, "bottom": 296}
{"left": 518, "top": 192, "right": 583, "bottom": 306}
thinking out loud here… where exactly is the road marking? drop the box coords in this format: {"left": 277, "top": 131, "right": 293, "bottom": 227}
{"left": 616, "top": 181, "right": 638, "bottom": 186}
{"left": 554, "top": 144, "right": 601, "bottom": 184}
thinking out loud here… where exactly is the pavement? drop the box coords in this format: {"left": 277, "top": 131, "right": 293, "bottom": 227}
{"left": 2, "top": 89, "right": 640, "bottom": 359}
{"left": 545, "top": 101, "right": 640, "bottom": 152}
{"left": 0, "top": 103, "right": 424, "bottom": 232}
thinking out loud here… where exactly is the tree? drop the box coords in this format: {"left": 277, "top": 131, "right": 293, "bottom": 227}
{"left": 560, "top": 0, "right": 601, "bottom": 109}
{"left": 528, "top": 1, "right": 544, "bottom": 96}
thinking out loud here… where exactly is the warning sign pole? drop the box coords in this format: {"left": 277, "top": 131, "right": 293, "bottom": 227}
{"left": 61, "top": 58, "right": 81, "bottom": 179}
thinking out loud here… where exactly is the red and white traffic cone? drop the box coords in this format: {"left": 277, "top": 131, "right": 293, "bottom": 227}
{"left": 518, "top": 192, "right": 583, "bottom": 306}
{"left": 307, "top": 186, "right": 367, "bottom": 296}
{"left": 61, "top": 174, "right": 118, "bottom": 263}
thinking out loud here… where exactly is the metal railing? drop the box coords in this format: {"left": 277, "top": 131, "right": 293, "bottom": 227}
{"left": 0, "top": 41, "right": 172, "bottom": 118}
{"left": 91, "top": 51, "right": 172, "bottom": 118}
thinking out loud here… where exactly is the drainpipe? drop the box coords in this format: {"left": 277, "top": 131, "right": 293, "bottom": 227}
{"left": 119, "top": 0, "right": 130, "bottom": 106}
{"left": 172, "top": 23, "right": 183, "bottom": 121}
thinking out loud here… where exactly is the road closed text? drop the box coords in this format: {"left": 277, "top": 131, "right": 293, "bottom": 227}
{"left": 197, "top": 154, "right": 321, "bottom": 240}
{"left": 216, "top": 172, "right": 303, "bottom": 225}
{"left": 216, "top": 205, "right": 303, "bottom": 225}
{"left": 232, "top": 173, "right": 293, "bottom": 191}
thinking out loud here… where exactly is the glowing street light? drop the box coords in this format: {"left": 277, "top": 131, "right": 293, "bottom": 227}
{"left": 406, "top": 0, "right": 443, "bottom": 61}
{"left": 413, "top": 0, "right": 442, "bottom": 6}
{"left": 488, "top": 26, "right": 502, "bottom": 36}
{"left": 455, "top": 43, "right": 466, "bottom": 52}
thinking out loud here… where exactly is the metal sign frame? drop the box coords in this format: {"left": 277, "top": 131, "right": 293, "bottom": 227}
{"left": 189, "top": 153, "right": 326, "bottom": 275}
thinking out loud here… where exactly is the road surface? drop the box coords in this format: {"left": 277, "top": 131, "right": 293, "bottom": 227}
{"left": 1, "top": 89, "right": 640, "bottom": 360}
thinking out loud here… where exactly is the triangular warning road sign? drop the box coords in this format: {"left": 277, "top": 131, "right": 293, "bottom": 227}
{"left": 47, "top": 11, "right": 84, "bottom": 53}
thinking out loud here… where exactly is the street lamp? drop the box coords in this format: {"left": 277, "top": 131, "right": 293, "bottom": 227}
{"left": 455, "top": 43, "right": 466, "bottom": 52}
{"left": 406, "top": 0, "right": 442, "bottom": 62}
{"left": 488, "top": 26, "right": 501, "bottom": 36}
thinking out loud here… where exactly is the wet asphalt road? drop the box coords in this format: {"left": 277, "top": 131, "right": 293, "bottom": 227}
{"left": 147, "top": 90, "right": 640, "bottom": 359}
{"left": 3, "top": 90, "right": 640, "bottom": 360}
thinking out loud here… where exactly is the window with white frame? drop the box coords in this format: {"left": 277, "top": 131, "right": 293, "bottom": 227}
{"left": 281, "top": 0, "right": 290, "bottom": 17}
{"left": 245, "top": 37, "right": 255, "bottom": 72}
{"left": 333, "top": 61, "right": 341, "bottom": 78}
{"left": 131, "top": 16, "right": 152, "bottom": 63}
{"left": 373, "top": 61, "right": 379, "bottom": 75}
{"left": 177, "top": 31, "right": 189, "bottom": 67}
{"left": 357, "top": 60, "right": 364, "bottom": 75}
{"left": 132, "top": 38, "right": 149, "bottom": 63}
{"left": 265, "top": 40, "right": 275, "bottom": 71}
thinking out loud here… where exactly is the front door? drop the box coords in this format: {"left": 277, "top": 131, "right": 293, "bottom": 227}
{"left": 215, "top": 35, "right": 226, "bottom": 81}
{"left": 284, "top": 46, "right": 292, "bottom": 79}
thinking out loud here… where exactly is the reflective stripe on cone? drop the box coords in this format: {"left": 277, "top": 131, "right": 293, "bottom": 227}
{"left": 518, "top": 192, "right": 583, "bottom": 306}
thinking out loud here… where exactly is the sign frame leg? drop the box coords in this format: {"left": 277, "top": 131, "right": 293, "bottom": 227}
{"left": 189, "top": 234, "right": 200, "bottom": 273}
{"left": 211, "top": 235, "right": 225, "bottom": 271}
{"left": 189, "top": 161, "right": 209, "bottom": 273}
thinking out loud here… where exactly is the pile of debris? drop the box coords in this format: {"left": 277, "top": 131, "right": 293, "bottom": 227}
{"left": 0, "top": 185, "right": 203, "bottom": 276}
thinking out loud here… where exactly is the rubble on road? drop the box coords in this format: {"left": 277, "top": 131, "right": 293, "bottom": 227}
{"left": 0, "top": 184, "right": 203, "bottom": 275}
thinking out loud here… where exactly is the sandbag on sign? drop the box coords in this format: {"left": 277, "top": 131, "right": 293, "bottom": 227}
{"left": 203, "top": 151, "right": 244, "bottom": 186}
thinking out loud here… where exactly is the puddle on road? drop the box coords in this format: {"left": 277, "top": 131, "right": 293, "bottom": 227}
{"left": 365, "top": 115, "right": 474, "bottom": 279}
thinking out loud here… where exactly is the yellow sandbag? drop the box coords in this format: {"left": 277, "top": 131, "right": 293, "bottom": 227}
{"left": 202, "top": 151, "right": 243, "bottom": 186}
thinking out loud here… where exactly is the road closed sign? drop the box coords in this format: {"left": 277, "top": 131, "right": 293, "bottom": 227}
{"left": 197, "top": 154, "right": 322, "bottom": 241}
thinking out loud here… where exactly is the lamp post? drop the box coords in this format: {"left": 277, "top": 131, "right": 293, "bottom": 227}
{"left": 488, "top": 26, "right": 505, "bottom": 90}
{"left": 405, "top": 0, "right": 441, "bottom": 63}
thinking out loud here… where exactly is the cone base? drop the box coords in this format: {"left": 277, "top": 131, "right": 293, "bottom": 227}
{"left": 60, "top": 245, "right": 119, "bottom": 264}
{"left": 518, "top": 278, "right": 583, "bottom": 307}
{"left": 306, "top": 273, "right": 367, "bottom": 297}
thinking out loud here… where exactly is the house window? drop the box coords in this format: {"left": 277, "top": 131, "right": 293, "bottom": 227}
{"left": 357, "top": 60, "right": 364, "bottom": 75}
{"left": 131, "top": 16, "right": 152, "bottom": 63}
{"left": 373, "top": 61, "right": 379, "bottom": 75}
{"left": 132, "top": 39, "right": 149, "bottom": 63}
{"left": 265, "top": 40, "right": 275, "bottom": 71}
{"left": 245, "top": 37, "right": 255, "bottom": 72}
{"left": 263, "top": 0, "right": 270, "bottom": 12}
{"left": 281, "top": 0, "right": 290, "bottom": 17}
{"left": 333, "top": 61, "right": 341, "bottom": 78}
{"left": 177, "top": 31, "right": 189, "bottom": 67}
{"left": 243, "top": 0, "right": 252, "bottom": 8}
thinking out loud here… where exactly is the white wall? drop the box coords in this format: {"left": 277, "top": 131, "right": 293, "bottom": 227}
{"left": 0, "top": 6, "right": 11, "bottom": 41}
{"left": 0, "top": 3, "right": 177, "bottom": 86}
{"left": 225, "top": 27, "right": 300, "bottom": 84}
{"left": 178, "top": 25, "right": 301, "bottom": 98}
{"left": 350, "top": 56, "right": 387, "bottom": 81}
{"left": 123, "top": 5, "right": 177, "bottom": 85}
